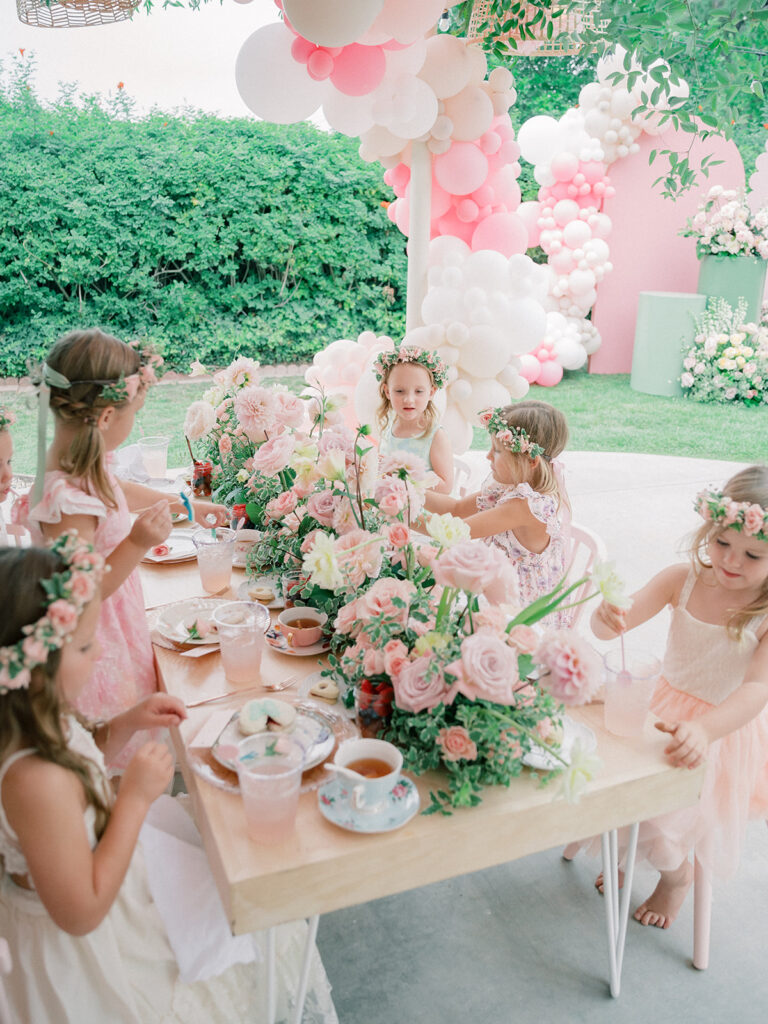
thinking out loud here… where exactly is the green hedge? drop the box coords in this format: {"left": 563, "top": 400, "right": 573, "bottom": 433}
{"left": 0, "top": 57, "right": 407, "bottom": 374}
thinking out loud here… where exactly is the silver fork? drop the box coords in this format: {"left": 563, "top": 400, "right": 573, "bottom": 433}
{"left": 262, "top": 674, "right": 299, "bottom": 692}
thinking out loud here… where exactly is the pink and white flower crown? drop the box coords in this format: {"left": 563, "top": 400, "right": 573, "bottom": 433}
{"left": 479, "top": 407, "right": 544, "bottom": 461}
{"left": 0, "top": 406, "right": 16, "bottom": 432}
{"left": 373, "top": 345, "right": 448, "bottom": 389}
{"left": 43, "top": 339, "right": 163, "bottom": 407}
{"left": 695, "top": 487, "right": 768, "bottom": 543}
{"left": 0, "top": 532, "right": 105, "bottom": 695}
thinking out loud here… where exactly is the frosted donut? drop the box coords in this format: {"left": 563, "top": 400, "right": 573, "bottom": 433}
{"left": 238, "top": 698, "right": 297, "bottom": 736}
{"left": 309, "top": 678, "right": 339, "bottom": 704}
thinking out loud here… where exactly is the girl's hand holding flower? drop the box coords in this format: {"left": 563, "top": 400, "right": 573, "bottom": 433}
{"left": 593, "top": 599, "right": 630, "bottom": 636}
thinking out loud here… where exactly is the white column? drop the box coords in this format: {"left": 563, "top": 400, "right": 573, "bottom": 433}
{"left": 405, "top": 140, "right": 433, "bottom": 333}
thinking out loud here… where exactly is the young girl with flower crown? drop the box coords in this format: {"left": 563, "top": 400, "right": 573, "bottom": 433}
{"left": 424, "top": 401, "right": 573, "bottom": 627}
{"left": 588, "top": 465, "right": 768, "bottom": 930}
{"left": 18, "top": 329, "right": 228, "bottom": 765}
{"left": 0, "top": 538, "right": 338, "bottom": 1023}
{"left": 374, "top": 344, "right": 454, "bottom": 493}
{"left": 0, "top": 406, "right": 15, "bottom": 544}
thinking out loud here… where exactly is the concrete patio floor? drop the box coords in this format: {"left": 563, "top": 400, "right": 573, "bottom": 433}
{"left": 317, "top": 450, "right": 768, "bottom": 1024}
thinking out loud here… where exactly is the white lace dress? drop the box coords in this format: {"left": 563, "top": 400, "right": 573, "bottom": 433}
{"left": 0, "top": 720, "right": 338, "bottom": 1024}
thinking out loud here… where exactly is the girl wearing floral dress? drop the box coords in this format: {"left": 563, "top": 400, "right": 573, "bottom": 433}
{"left": 424, "top": 401, "right": 573, "bottom": 627}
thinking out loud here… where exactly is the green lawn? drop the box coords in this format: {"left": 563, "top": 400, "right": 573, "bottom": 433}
{"left": 2, "top": 371, "right": 766, "bottom": 477}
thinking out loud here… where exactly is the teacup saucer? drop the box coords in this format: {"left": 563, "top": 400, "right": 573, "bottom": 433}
{"left": 317, "top": 775, "right": 420, "bottom": 834}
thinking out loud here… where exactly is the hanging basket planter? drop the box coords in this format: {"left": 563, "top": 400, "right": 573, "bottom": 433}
{"left": 16, "top": 0, "right": 139, "bottom": 28}
{"left": 467, "top": 0, "right": 602, "bottom": 57}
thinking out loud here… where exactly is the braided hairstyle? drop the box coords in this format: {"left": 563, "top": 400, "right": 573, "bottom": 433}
{"left": 46, "top": 329, "right": 141, "bottom": 508}
{"left": 0, "top": 547, "right": 112, "bottom": 839}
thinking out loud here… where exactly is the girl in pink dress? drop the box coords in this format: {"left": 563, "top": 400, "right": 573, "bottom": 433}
{"left": 592, "top": 465, "right": 768, "bottom": 929}
{"left": 20, "top": 330, "right": 227, "bottom": 767}
{"left": 424, "top": 401, "right": 572, "bottom": 627}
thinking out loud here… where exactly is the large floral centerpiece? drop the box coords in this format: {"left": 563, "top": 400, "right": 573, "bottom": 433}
{"left": 680, "top": 297, "right": 768, "bottom": 407}
{"left": 681, "top": 186, "right": 768, "bottom": 259}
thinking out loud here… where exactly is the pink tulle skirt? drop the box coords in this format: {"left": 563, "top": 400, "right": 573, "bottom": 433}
{"left": 635, "top": 678, "right": 768, "bottom": 878}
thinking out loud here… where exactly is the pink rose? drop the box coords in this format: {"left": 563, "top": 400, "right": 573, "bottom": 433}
{"left": 379, "top": 452, "right": 428, "bottom": 481}
{"left": 742, "top": 504, "right": 766, "bottom": 536}
{"left": 479, "top": 410, "right": 493, "bottom": 427}
{"left": 363, "top": 647, "right": 385, "bottom": 675}
{"left": 334, "top": 529, "right": 384, "bottom": 588}
{"left": 472, "top": 606, "right": 509, "bottom": 634}
{"left": 306, "top": 490, "right": 338, "bottom": 527}
{"left": 383, "top": 639, "right": 410, "bottom": 679}
{"left": 47, "top": 599, "right": 79, "bottom": 635}
{"left": 3, "top": 667, "right": 30, "bottom": 691}
{"left": 392, "top": 657, "right": 456, "bottom": 713}
{"left": 218, "top": 434, "right": 233, "bottom": 457}
{"left": 360, "top": 578, "right": 416, "bottom": 626}
{"left": 22, "top": 636, "right": 49, "bottom": 664}
{"left": 433, "top": 541, "right": 519, "bottom": 606}
{"left": 387, "top": 523, "right": 410, "bottom": 549}
{"left": 449, "top": 632, "right": 520, "bottom": 705}
{"left": 265, "top": 489, "right": 298, "bottom": 520}
{"left": 69, "top": 571, "right": 96, "bottom": 603}
{"left": 535, "top": 630, "right": 602, "bottom": 705}
{"left": 300, "top": 529, "right": 322, "bottom": 554}
{"left": 335, "top": 599, "right": 362, "bottom": 637}
{"left": 332, "top": 498, "right": 359, "bottom": 536}
{"left": 273, "top": 391, "right": 306, "bottom": 430}
{"left": 506, "top": 624, "right": 539, "bottom": 655}
{"left": 375, "top": 477, "right": 410, "bottom": 519}
{"left": 215, "top": 398, "right": 234, "bottom": 422}
{"left": 251, "top": 434, "right": 295, "bottom": 477}
{"left": 234, "top": 385, "right": 276, "bottom": 442}
{"left": 71, "top": 550, "right": 102, "bottom": 570}
{"left": 437, "top": 726, "right": 477, "bottom": 762}
{"left": 318, "top": 428, "right": 354, "bottom": 459}
{"left": 416, "top": 544, "right": 439, "bottom": 567}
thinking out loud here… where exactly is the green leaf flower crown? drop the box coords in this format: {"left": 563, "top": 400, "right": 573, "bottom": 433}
{"left": 695, "top": 487, "right": 768, "bottom": 543}
{"left": 373, "top": 345, "right": 448, "bottom": 389}
{"left": 479, "top": 407, "right": 544, "bottom": 460}
{"left": 0, "top": 406, "right": 16, "bottom": 432}
{"left": 0, "top": 533, "right": 105, "bottom": 694}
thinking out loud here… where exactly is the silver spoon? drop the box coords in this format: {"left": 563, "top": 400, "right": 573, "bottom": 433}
{"left": 324, "top": 763, "right": 364, "bottom": 782}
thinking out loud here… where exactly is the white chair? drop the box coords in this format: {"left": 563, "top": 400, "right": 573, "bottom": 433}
{"left": 565, "top": 522, "right": 607, "bottom": 627}
{"left": 452, "top": 455, "right": 473, "bottom": 498}
{"left": 0, "top": 937, "right": 13, "bottom": 1024}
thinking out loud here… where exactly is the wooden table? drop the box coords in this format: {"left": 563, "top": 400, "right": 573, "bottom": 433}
{"left": 141, "top": 560, "right": 705, "bottom": 1010}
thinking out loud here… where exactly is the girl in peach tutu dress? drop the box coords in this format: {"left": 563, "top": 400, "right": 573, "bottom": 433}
{"left": 424, "top": 401, "right": 573, "bottom": 627}
{"left": 19, "top": 329, "right": 227, "bottom": 767}
{"left": 591, "top": 465, "right": 768, "bottom": 929}
{"left": 0, "top": 539, "right": 338, "bottom": 1024}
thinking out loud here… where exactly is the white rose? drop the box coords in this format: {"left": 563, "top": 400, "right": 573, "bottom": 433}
{"left": 426, "top": 512, "right": 472, "bottom": 549}
{"left": 183, "top": 401, "right": 216, "bottom": 441}
{"left": 591, "top": 560, "right": 632, "bottom": 609}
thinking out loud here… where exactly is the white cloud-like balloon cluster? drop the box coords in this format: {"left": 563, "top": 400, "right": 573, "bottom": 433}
{"left": 748, "top": 140, "right": 768, "bottom": 217}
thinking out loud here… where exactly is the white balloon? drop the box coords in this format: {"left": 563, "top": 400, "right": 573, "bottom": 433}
{"left": 382, "top": 37, "right": 427, "bottom": 77}
{"left": 506, "top": 298, "right": 547, "bottom": 354}
{"left": 518, "top": 115, "right": 561, "bottom": 165}
{"left": 388, "top": 76, "right": 439, "bottom": 139}
{"left": 443, "top": 86, "right": 494, "bottom": 142}
{"left": 506, "top": 373, "right": 530, "bottom": 400}
{"left": 235, "top": 25, "right": 326, "bottom": 124}
{"left": 323, "top": 90, "right": 375, "bottom": 137}
{"left": 459, "top": 326, "right": 509, "bottom": 376}
{"left": 421, "top": 287, "right": 463, "bottom": 325}
{"left": 283, "top": 0, "right": 384, "bottom": 48}
{"left": 562, "top": 220, "right": 592, "bottom": 248}
{"left": 552, "top": 200, "right": 581, "bottom": 227}
{"left": 446, "top": 321, "right": 470, "bottom": 346}
{"left": 372, "top": 0, "right": 446, "bottom": 45}
{"left": 360, "top": 123, "right": 407, "bottom": 158}
{"left": 418, "top": 34, "right": 475, "bottom": 99}
{"left": 438, "top": 344, "right": 461, "bottom": 366}
{"left": 428, "top": 235, "right": 471, "bottom": 266}
{"left": 441, "top": 404, "right": 474, "bottom": 454}
{"left": 450, "top": 378, "right": 473, "bottom": 401}
{"left": 457, "top": 378, "right": 510, "bottom": 420}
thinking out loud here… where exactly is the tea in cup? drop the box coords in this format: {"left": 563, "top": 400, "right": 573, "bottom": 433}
{"left": 333, "top": 738, "right": 402, "bottom": 814}
{"left": 276, "top": 607, "right": 328, "bottom": 647}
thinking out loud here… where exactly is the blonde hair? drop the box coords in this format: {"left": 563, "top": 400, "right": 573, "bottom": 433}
{"left": 46, "top": 329, "right": 141, "bottom": 508}
{"left": 492, "top": 401, "right": 569, "bottom": 505}
{"left": 690, "top": 465, "right": 768, "bottom": 639}
{"left": 376, "top": 360, "right": 439, "bottom": 438}
{"left": 0, "top": 547, "right": 111, "bottom": 841}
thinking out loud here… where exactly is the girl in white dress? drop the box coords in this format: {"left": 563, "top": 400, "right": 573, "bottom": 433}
{"left": 0, "top": 535, "right": 338, "bottom": 1023}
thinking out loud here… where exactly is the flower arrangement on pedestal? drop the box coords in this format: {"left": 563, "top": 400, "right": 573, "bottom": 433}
{"left": 680, "top": 297, "right": 768, "bottom": 407}
{"left": 681, "top": 186, "right": 768, "bottom": 259}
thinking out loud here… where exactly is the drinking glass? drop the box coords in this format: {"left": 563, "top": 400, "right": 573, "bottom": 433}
{"left": 603, "top": 648, "right": 661, "bottom": 738}
{"left": 193, "top": 527, "right": 235, "bottom": 594}
{"left": 138, "top": 436, "right": 170, "bottom": 480}
{"left": 237, "top": 734, "right": 306, "bottom": 844}
{"left": 212, "top": 601, "right": 270, "bottom": 684}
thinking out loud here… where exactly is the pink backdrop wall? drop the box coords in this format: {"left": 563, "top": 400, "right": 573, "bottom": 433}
{"left": 589, "top": 129, "right": 746, "bottom": 374}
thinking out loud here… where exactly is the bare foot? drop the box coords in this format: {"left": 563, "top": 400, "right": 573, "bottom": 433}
{"left": 633, "top": 861, "right": 693, "bottom": 929}
{"left": 595, "top": 869, "right": 625, "bottom": 894}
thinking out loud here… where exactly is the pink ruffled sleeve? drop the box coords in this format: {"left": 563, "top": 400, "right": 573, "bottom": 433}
{"left": 27, "top": 473, "right": 106, "bottom": 526}
{"left": 495, "top": 483, "right": 562, "bottom": 540}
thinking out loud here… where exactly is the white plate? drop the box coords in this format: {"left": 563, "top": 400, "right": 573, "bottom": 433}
{"left": 155, "top": 597, "right": 228, "bottom": 645}
{"left": 211, "top": 707, "right": 335, "bottom": 773}
{"left": 299, "top": 671, "right": 354, "bottom": 717}
{"left": 142, "top": 530, "right": 197, "bottom": 564}
{"left": 521, "top": 715, "right": 597, "bottom": 771}
{"left": 232, "top": 529, "right": 263, "bottom": 568}
{"left": 266, "top": 630, "right": 331, "bottom": 657}
{"left": 237, "top": 576, "right": 285, "bottom": 610}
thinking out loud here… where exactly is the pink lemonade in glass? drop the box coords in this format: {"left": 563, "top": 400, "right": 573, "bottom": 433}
{"left": 213, "top": 602, "right": 269, "bottom": 684}
{"left": 193, "top": 528, "right": 235, "bottom": 594}
{"left": 237, "top": 735, "right": 305, "bottom": 845}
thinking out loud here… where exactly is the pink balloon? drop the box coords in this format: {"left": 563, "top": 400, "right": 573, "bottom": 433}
{"left": 456, "top": 198, "right": 479, "bottom": 223}
{"left": 537, "top": 360, "right": 564, "bottom": 387}
{"left": 291, "top": 36, "right": 315, "bottom": 63}
{"left": 518, "top": 353, "right": 541, "bottom": 383}
{"left": 386, "top": 201, "right": 398, "bottom": 225}
{"left": 434, "top": 143, "right": 489, "bottom": 197}
{"left": 394, "top": 197, "right": 410, "bottom": 234}
{"left": 550, "top": 151, "right": 579, "bottom": 182}
{"left": 472, "top": 184, "right": 494, "bottom": 207}
{"left": 385, "top": 163, "right": 410, "bottom": 197}
{"left": 517, "top": 201, "right": 541, "bottom": 247}
{"left": 430, "top": 182, "right": 452, "bottom": 220}
{"left": 471, "top": 212, "right": 529, "bottom": 256}
{"left": 307, "top": 49, "right": 334, "bottom": 80}
{"left": 436, "top": 210, "right": 475, "bottom": 245}
{"left": 330, "top": 44, "right": 386, "bottom": 97}
{"left": 580, "top": 160, "right": 606, "bottom": 184}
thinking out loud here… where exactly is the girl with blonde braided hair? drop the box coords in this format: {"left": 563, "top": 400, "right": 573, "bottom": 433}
{"left": 17, "top": 329, "right": 227, "bottom": 769}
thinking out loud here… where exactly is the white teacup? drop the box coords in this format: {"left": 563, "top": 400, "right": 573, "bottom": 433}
{"left": 333, "top": 738, "right": 402, "bottom": 814}
{"left": 276, "top": 607, "right": 328, "bottom": 647}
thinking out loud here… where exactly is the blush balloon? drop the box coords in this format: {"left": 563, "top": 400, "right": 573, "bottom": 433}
{"left": 330, "top": 44, "right": 386, "bottom": 96}
{"left": 536, "top": 360, "right": 564, "bottom": 387}
{"left": 434, "top": 143, "right": 489, "bottom": 197}
{"left": 471, "top": 213, "right": 529, "bottom": 257}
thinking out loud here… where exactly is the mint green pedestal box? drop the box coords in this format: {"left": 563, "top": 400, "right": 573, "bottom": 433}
{"left": 630, "top": 292, "right": 707, "bottom": 397}
{"left": 697, "top": 254, "right": 767, "bottom": 324}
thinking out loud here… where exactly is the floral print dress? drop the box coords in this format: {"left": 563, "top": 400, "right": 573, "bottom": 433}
{"left": 476, "top": 479, "right": 571, "bottom": 628}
